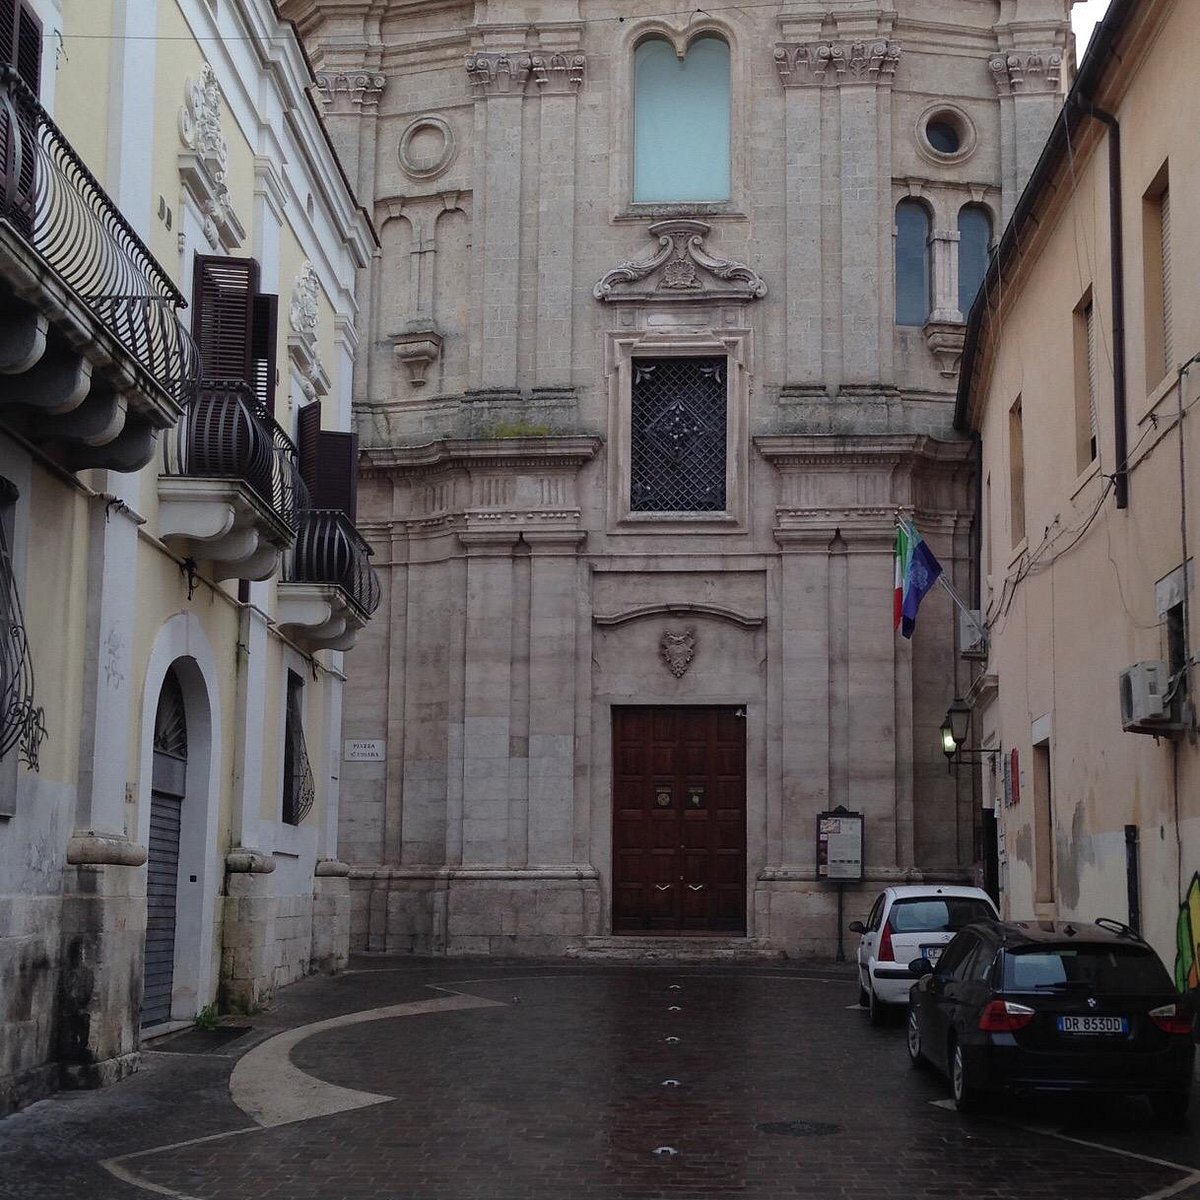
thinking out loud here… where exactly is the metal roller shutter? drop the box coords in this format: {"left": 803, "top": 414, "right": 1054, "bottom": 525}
{"left": 142, "top": 791, "right": 182, "bottom": 1026}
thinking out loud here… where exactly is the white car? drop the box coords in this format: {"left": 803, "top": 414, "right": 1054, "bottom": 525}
{"left": 849, "top": 884, "right": 999, "bottom": 1024}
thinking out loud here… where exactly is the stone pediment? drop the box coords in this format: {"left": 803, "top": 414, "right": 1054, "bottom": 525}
{"left": 593, "top": 220, "right": 767, "bottom": 304}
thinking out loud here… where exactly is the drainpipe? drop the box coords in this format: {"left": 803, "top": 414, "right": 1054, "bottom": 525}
{"left": 1070, "top": 99, "right": 1128, "bottom": 509}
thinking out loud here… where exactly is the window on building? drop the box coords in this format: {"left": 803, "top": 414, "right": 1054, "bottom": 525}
{"left": 633, "top": 35, "right": 730, "bottom": 204}
{"left": 1008, "top": 396, "right": 1025, "bottom": 547}
{"left": 281, "top": 670, "right": 314, "bottom": 826}
{"left": 630, "top": 356, "right": 727, "bottom": 512}
{"left": 1032, "top": 740, "right": 1054, "bottom": 904}
{"left": 1, "top": 1, "right": 42, "bottom": 93}
{"left": 191, "top": 255, "right": 278, "bottom": 413}
{"left": 1072, "top": 289, "right": 1099, "bottom": 472}
{"left": 895, "top": 200, "right": 931, "bottom": 326}
{"left": 957, "top": 204, "right": 991, "bottom": 318}
{"left": 1143, "top": 165, "right": 1173, "bottom": 389}
{"left": 1167, "top": 600, "right": 1188, "bottom": 719}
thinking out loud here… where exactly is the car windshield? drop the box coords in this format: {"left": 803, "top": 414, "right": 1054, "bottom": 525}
{"left": 1003, "top": 946, "right": 1173, "bottom": 994}
{"left": 887, "top": 898, "right": 995, "bottom": 934}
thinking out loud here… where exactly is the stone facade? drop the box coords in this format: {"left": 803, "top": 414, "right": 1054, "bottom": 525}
{"left": 286, "top": 0, "right": 1073, "bottom": 956}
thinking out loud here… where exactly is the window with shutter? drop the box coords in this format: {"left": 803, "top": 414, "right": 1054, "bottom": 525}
{"left": 1142, "top": 164, "right": 1172, "bottom": 390}
{"left": 1072, "top": 290, "right": 1098, "bottom": 473}
{"left": 1160, "top": 187, "right": 1173, "bottom": 376}
{"left": 1, "top": 1, "right": 40, "bottom": 92}
{"left": 250, "top": 292, "right": 278, "bottom": 415}
{"left": 14, "top": 1, "right": 39, "bottom": 92}
{"left": 192, "top": 256, "right": 258, "bottom": 381}
{"left": 297, "top": 402, "right": 358, "bottom": 520}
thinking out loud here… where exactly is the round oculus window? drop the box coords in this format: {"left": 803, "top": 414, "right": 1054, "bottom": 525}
{"left": 925, "top": 120, "right": 961, "bottom": 155}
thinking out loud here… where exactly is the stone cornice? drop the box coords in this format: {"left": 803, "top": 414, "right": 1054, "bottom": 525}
{"left": 774, "top": 39, "right": 901, "bottom": 88}
{"left": 754, "top": 434, "right": 972, "bottom": 468}
{"left": 361, "top": 435, "right": 602, "bottom": 476}
{"left": 465, "top": 51, "right": 586, "bottom": 97}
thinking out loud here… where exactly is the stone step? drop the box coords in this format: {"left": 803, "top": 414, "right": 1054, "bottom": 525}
{"left": 566, "top": 936, "right": 785, "bottom": 962}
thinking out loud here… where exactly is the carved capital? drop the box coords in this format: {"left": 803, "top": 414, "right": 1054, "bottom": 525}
{"left": 465, "top": 52, "right": 533, "bottom": 95}
{"left": 774, "top": 39, "right": 900, "bottom": 88}
{"left": 988, "top": 49, "right": 1063, "bottom": 96}
{"left": 315, "top": 71, "right": 387, "bottom": 111}
{"left": 594, "top": 220, "right": 767, "bottom": 304}
{"left": 465, "top": 51, "right": 585, "bottom": 96}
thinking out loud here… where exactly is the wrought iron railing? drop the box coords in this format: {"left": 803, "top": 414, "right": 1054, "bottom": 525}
{"left": 0, "top": 65, "right": 197, "bottom": 404}
{"left": 285, "top": 509, "right": 382, "bottom": 621}
{"left": 161, "top": 379, "right": 305, "bottom": 533}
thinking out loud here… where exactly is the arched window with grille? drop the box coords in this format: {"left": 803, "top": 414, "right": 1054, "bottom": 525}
{"left": 895, "top": 200, "right": 931, "bottom": 326}
{"left": 633, "top": 35, "right": 730, "bottom": 204}
{"left": 958, "top": 204, "right": 992, "bottom": 318}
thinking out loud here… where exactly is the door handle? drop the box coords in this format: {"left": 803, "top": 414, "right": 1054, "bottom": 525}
{"left": 655, "top": 884, "right": 672, "bottom": 891}
{"left": 687, "top": 884, "right": 704, "bottom": 891}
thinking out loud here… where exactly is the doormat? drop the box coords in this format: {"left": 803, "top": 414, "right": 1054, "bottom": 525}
{"left": 151, "top": 1025, "right": 253, "bottom": 1054}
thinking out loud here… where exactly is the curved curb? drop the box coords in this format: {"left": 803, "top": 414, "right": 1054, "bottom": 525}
{"left": 229, "top": 993, "right": 506, "bottom": 1127}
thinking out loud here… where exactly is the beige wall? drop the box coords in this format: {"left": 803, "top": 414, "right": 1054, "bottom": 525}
{"left": 969, "top": 0, "right": 1199, "bottom": 973}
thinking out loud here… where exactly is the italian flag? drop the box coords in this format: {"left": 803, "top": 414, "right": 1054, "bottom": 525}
{"left": 894, "top": 518, "right": 943, "bottom": 639}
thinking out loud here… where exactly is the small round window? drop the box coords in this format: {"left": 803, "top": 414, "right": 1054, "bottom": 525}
{"left": 916, "top": 105, "right": 977, "bottom": 166}
{"left": 926, "top": 121, "right": 961, "bottom": 155}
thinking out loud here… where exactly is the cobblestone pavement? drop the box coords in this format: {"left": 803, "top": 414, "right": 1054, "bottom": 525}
{"left": 4, "top": 957, "right": 1200, "bottom": 1200}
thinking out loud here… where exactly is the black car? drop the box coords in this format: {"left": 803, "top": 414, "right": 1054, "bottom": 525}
{"left": 906, "top": 919, "right": 1194, "bottom": 1119}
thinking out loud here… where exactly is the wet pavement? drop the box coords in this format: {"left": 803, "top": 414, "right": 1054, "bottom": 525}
{"left": 3, "top": 956, "right": 1200, "bottom": 1199}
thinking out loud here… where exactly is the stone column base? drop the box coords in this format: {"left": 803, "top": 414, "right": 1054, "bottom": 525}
{"left": 219, "top": 849, "right": 277, "bottom": 1013}
{"left": 310, "top": 860, "right": 350, "bottom": 974}
{"left": 57, "top": 839, "right": 147, "bottom": 1090}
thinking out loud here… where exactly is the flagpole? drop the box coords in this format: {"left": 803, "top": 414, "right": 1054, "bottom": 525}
{"left": 895, "top": 514, "right": 988, "bottom": 647}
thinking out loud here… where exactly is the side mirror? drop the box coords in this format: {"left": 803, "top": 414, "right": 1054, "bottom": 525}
{"left": 908, "top": 957, "right": 934, "bottom": 978}
{"left": 848, "top": 921, "right": 865, "bottom": 934}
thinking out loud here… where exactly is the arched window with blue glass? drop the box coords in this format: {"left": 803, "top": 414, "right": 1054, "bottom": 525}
{"left": 633, "top": 35, "right": 731, "bottom": 204}
{"left": 957, "top": 204, "right": 992, "bottom": 319}
{"left": 894, "top": 199, "right": 931, "bottom": 326}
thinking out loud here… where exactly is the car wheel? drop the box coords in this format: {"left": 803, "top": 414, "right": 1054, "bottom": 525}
{"left": 1150, "top": 1091, "right": 1191, "bottom": 1127}
{"left": 906, "top": 1005, "right": 927, "bottom": 1068}
{"left": 868, "top": 984, "right": 887, "bottom": 1026}
{"left": 951, "top": 1040, "right": 980, "bottom": 1113}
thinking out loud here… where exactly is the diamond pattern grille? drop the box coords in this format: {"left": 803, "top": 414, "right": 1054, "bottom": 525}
{"left": 630, "top": 357, "right": 727, "bottom": 512}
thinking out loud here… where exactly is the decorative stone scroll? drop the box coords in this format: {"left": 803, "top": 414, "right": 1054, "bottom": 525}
{"left": 660, "top": 627, "right": 696, "bottom": 678}
{"left": 988, "top": 50, "right": 1064, "bottom": 96}
{"left": 465, "top": 51, "right": 585, "bottom": 96}
{"left": 288, "top": 263, "right": 329, "bottom": 400}
{"left": 774, "top": 40, "right": 901, "bottom": 87}
{"left": 315, "top": 72, "right": 387, "bottom": 109}
{"left": 593, "top": 220, "right": 767, "bottom": 304}
{"left": 179, "top": 65, "right": 244, "bottom": 250}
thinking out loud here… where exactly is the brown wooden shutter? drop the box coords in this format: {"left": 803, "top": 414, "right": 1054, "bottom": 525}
{"left": 296, "top": 401, "right": 321, "bottom": 495}
{"left": 0, "top": 2, "right": 17, "bottom": 70}
{"left": 313, "top": 432, "right": 358, "bottom": 521}
{"left": 250, "top": 292, "right": 278, "bottom": 415}
{"left": 192, "top": 256, "right": 258, "bottom": 381}
{"left": 15, "top": 2, "right": 39, "bottom": 92}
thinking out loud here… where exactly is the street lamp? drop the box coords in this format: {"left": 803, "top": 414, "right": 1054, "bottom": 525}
{"left": 940, "top": 695, "right": 1001, "bottom": 767}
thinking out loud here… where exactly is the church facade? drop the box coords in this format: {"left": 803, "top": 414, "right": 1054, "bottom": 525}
{"left": 284, "top": 0, "right": 1073, "bottom": 955}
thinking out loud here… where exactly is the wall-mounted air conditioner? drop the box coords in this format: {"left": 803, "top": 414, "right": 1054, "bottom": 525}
{"left": 1119, "top": 661, "right": 1174, "bottom": 733}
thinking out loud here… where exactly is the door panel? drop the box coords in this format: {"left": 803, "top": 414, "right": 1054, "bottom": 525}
{"left": 612, "top": 706, "right": 746, "bottom": 934}
{"left": 142, "top": 790, "right": 182, "bottom": 1026}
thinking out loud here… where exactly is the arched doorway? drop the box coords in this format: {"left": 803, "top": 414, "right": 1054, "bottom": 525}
{"left": 142, "top": 667, "right": 188, "bottom": 1026}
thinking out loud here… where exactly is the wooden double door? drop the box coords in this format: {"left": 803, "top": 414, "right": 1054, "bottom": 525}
{"left": 612, "top": 706, "right": 747, "bottom": 933}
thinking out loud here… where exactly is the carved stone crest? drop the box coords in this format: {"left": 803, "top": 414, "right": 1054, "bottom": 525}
{"left": 179, "top": 65, "right": 244, "bottom": 251}
{"left": 287, "top": 263, "right": 329, "bottom": 400}
{"left": 660, "top": 627, "right": 696, "bottom": 678}
{"left": 594, "top": 220, "right": 767, "bottom": 304}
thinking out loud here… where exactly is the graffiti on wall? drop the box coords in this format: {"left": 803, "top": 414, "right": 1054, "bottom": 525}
{"left": 1175, "top": 873, "right": 1200, "bottom": 992}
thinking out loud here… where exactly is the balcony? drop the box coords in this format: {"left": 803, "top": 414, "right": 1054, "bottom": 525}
{"left": 158, "top": 380, "right": 301, "bottom": 580}
{"left": 0, "top": 67, "right": 195, "bottom": 470}
{"left": 277, "top": 509, "right": 382, "bottom": 651}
